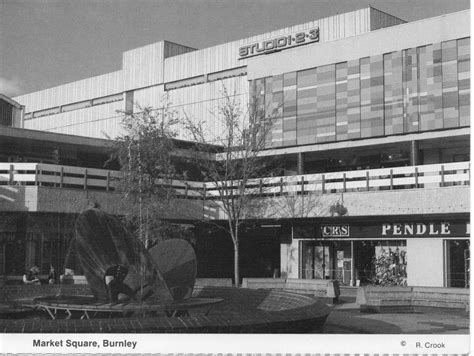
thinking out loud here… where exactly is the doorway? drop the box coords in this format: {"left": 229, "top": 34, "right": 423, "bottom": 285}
{"left": 300, "top": 241, "right": 352, "bottom": 285}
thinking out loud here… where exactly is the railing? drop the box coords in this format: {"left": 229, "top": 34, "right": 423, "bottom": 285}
{"left": 0, "top": 163, "right": 122, "bottom": 191}
{"left": 0, "top": 161, "right": 470, "bottom": 197}
{"left": 199, "top": 161, "right": 470, "bottom": 198}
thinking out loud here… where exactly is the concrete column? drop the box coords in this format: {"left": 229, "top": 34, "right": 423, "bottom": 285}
{"left": 410, "top": 140, "right": 419, "bottom": 166}
{"left": 297, "top": 152, "right": 304, "bottom": 175}
{"left": 406, "top": 238, "right": 444, "bottom": 287}
{"left": 350, "top": 241, "right": 355, "bottom": 286}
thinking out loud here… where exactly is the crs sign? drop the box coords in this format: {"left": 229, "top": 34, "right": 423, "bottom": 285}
{"left": 239, "top": 28, "right": 319, "bottom": 59}
{"left": 321, "top": 225, "right": 350, "bottom": 237}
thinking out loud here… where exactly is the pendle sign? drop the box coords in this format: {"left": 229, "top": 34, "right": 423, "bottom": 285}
{"left": 239, "top": 28, "right": 319, "bottom": 59}
{"left": 295, "top": 220, "right": 470, "bottom": 239}
{"left": 382, "top": 222, "right": 453, "bottom": 237}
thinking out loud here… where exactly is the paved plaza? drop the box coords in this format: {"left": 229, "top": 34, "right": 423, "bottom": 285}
{"left": 322, "top": 295, "right": 469, "bottom": 334}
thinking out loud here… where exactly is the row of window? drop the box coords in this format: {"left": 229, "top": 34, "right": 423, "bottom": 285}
{"left": 164, "top": 66, "right": 247, "bottom": 91}
{"left": 251, "top": 38, "right": 470, "bottom": 148}
{"left": 24, "top": 93, "right": 124, "bottom": 120}
{"left": 25, "top": 67, "right": 249, "bottom": 120}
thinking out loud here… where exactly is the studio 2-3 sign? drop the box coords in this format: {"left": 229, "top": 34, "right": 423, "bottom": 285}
{"left": 239, "top": 28, "right": 319, "bottom": 59}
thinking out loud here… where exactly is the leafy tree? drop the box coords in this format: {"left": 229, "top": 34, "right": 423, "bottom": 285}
{"left": 111, "top": 101, "right": 184, "bottom": 248}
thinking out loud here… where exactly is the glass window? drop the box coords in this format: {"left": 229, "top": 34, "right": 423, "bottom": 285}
{"left": 283, "top": 72, "right": 297, "bottom": 146}
{"left": 335, "top": 62, "right": 349, "bottom": 140}
{"left": 420, "top": 44, "right": 444, "bottom": 130}
{"left": 384, "top": 52, "right": 404, "bottom": 134}
{"left": 296, "top": 68, "right": 317, "bottom": 145}
{"left": 347, "top": 59, "right": 361, "bottom": 139}
{"left": 315, "top": 64, "right": 336, "bottom": 142}
{"left": 403, "top": 48, "right": 420, "bottom": 132}
{"left": 360, "top": 56, "right": 384, "bottom": 138}
{"left": 457, "top": 38, "right": 470, "bottom": 127}
{"left": 442, "top": 40, "right": 460, "bottom": 128}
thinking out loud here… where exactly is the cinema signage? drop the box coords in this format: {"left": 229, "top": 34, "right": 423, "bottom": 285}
{"left": 239, "top": 28, "right": 319, "bottom": 59}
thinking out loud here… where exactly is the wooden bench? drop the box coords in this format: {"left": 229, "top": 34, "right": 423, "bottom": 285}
{"left": 242, "top": 278, "right": 340, "bottom": 303}
{"left": 194, "top": 278, "right": 233, "bottom": 287}
{"left": 356, "top": 286, "right": 470, "bottom": 312}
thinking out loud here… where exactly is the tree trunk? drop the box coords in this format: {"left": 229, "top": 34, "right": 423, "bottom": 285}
{"left": 234, "top": 241, "right": 239, "bottom": 287}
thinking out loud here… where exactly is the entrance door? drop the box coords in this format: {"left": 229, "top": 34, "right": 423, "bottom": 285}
{"left": 301, "top": 244, "right": 328, "bottom": 279}
{"left": 446, "top": 240, "right": 470, "bottom": 287}
{"left": 300, "top": 241, "right": 352, "bottom": 285}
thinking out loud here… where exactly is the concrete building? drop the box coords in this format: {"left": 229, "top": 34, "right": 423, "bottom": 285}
{"left": 4, "top": 6, "right": 470, "bottom": 287}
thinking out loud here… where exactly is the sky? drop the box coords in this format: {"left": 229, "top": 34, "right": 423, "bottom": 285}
{"left": 0, "top": 0, "right": 470, "bottom": 97}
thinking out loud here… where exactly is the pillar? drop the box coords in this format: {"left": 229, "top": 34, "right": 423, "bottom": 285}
{"left": 297, "top": 152, "right": 304, "bottom": 175}
{"left": 410, "top": 140, "right": 419, "bottom": 166}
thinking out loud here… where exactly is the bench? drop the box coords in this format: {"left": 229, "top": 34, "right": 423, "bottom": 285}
{"left": 356, "top": 286, "right": 470, "bottom": 313}
{"left": 242, "top": 278, "right": 340, "bottom": 303}
{"left": 194, "top": 278, "right": 233, "bottom": 287}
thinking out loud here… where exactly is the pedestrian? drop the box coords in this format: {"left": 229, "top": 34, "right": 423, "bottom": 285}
{"left": 23, "top": 266, "right": 41, "bottom": 285}
{"left": 103, "top": 265, "right": 134, "bottom": 302}
{"left": 48, "top": 265, "right": 57, "bottom": 285}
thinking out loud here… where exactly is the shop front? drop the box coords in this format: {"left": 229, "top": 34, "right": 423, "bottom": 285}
{"left": 283, "top": 216, "right": 469, "bottom": 288}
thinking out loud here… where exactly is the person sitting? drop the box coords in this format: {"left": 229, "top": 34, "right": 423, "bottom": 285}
{"left": 23, "top": 266, "right": 41, "bottom": 285}
{"left": 103, "top": 265, "right": 134, "bottom": 302}
{"left": 48, "top": 265, "right": 57, "bottom": 285}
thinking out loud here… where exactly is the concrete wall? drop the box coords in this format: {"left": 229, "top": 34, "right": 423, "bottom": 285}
{"left": 212, "top": 186, "right": 470, "bottom": 220}
{"left": 1, "top": 185, "right": 468, "bottom": 219}
{"left": 0, "top": 186, "right": 205, "bottom": 220}
{"left": 406, "top": 238, "right": 445, "bottom": 287}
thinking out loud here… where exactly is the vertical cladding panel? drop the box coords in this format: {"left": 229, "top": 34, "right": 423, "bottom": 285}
{"left": 133, "top": 85, "right": 166, "bottom": 109}
{"left": 166, "top": 76, "right": 249, "bottom": 142}
{"left": 164, "top": 8, "right": 370, "bottom": 83}
{"left": 457, "top": 37, "right": 470, "bottom": 127}
{"left": 15, "top": 71, "right": 123, "bottom": 113}
{"left": 23, "top": 102, "right": 124, "bottom": 139}
{"left": 123, "top": 42, "right": 164, "bottom": 91}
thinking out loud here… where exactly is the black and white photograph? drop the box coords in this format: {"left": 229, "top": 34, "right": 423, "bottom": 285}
{"left": 0, "top": 0, "right": 470, "bottom": 354}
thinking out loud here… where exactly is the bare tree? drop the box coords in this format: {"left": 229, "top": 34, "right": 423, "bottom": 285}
{"left": 184, "top": 85, "right": 279, "bottom": 285}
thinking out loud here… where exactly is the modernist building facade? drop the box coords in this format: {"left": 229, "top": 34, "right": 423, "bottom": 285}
{"left": 4, "top": 6, "right": 470, "bottom": 287}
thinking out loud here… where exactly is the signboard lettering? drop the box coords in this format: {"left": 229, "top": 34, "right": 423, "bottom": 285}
{"left": 239, "top": 28, "right": 319, "bottom": 59}
{"left": 381, "top": 222, "right": 451, "bottom": 237}
{"left": 321, "top": 225, "right": 350, "bottom": 237}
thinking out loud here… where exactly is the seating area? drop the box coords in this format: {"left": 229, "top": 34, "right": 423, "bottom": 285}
{"left": 356, "top": 286, "right": 470, "bottom": 312}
